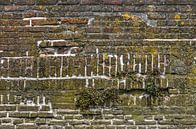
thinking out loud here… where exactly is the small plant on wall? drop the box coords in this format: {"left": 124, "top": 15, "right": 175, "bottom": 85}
{"left": 144, "top": 70, "right": 169, "bottom": 106}
{"left": 145, "top": 78, "right": 161, "bottom": 106}
{"left": 75, "top": 88, "right": 121, "bottom": 111}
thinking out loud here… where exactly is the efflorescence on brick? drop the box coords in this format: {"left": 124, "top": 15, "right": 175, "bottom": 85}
{"left": 0, "top": 0, "right": 196, "bottom": 128}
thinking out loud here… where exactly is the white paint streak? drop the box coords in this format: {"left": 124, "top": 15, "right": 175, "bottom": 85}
{"left": 108, "top": 55, "right": 113, "bottom": 77}
{"left": 127, "top": 53, "right": 130, "bottom": 65}
{"left": 145, "top": 55, "right": 148, "bottom": 73}
{"left": 114, "top": 55, "right": 118, "bottom": 76}
{"left": 23, "top": 17, "right": 47, "bottom": 21}
{"left": 158, "top": 54, "right": 160, "bottom": 69}
{"left": 120, "top": 55, "right": 124, "bottom": 71}
{"left": 138, "top": 55, "right": 141, "bottom": 73}
{"left": 133, "top": 54, "right": 136, "bottom": 71}
{"left": 103, "top": 54, "right": 105, "bottom": 75}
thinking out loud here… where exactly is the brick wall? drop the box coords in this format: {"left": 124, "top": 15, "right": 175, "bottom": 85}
{"left": 0, "top": 0, "right": 196, "bottom": 128}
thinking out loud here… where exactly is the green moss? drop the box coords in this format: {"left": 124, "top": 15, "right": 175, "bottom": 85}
{"left": 132, "top": 115, "right": 144, "bottom": 121}
{"left": 75, "top": 88, "right": 121, "bottom": 110}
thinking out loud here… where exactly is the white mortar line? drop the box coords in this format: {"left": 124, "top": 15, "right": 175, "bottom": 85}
{"left": 143, "top": 38, "right": 196, "bottom": 42}
{"left": 23, "top": 17, "right": 47, "bottom": 20}
{"left": 0, "top": 76, "right": 111, "bottom": 81}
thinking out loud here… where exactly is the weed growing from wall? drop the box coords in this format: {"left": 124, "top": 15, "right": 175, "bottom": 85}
{"left": 75, "top": 88, "right": 121, "bottom": 110}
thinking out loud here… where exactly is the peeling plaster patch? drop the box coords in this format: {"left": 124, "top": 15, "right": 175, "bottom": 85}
{"left": 133, "top": 13, "right": 157, "bottom": 27}
{"left": 37, "top": 41, "right": 42, "bottom": 47}
{"left": 121, "top": 12, "right": 157, "bottom": 27}
{"left": 88, "top": 18, "right": 95, "bottom": 25}
{"left": 64, "top": 30, "right": 78, "bottom": 34}
{"left": 0, "top": 59, "right": 4, "bottom": 64}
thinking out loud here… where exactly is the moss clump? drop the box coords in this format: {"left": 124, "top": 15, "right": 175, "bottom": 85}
{"left": 145, "top": 80, "right": 160, "bottom": 97}
{"left": 75, "top": 88, "right": 121, "bottom": 110}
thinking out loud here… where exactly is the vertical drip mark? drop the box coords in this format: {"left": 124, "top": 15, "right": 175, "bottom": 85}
{"left": 138, "top": 55, "right": 141, "bottom": 73}
{"left": 29, "top": 19, "right": 32, "bottom": 26}
{"left": 6, "top": 112, "right": 9, "bottom": 118}
{"left": 60, "top": 56, "right": 63, "bottom": 77}
{"left": 124, "top": 79, "right": 126, "bottom": 89}
{"left": 130, "top": 80, "right": 132, "bottom": 89}
{"left": 24, "top": 80, "right": 26, "bottom": 89}
{"left": 142, "top": 78, "right": 145, "bottom": 89}
{"left": 120, "top": 55, "right": 124, "bottom": 71}
{"left": 127, "top": 53, "right": 130, "bottom": 66}
{"left": 163, "top": 55, "right": 167, "bottom": 75}
{"left": 103, "top": 54, "right": 105, "bottom": 75}
{"left": 108, "top": 55, "right": 112, "bottom": 77}
{"left": 114, "top": 55, "right": 118, "bottom": 77}
{"left": 92, "top": 79, "right": 95, "bottom": 87}
{"left": 42, "top": 96, "right": 46, "bottom": 105}
{"left": 166, "top": 78, "right": 169, "bottom": 87}
{"left": 48, "top": 101, "right": 53, "bottom": 113}
{"left": 55, "top": 64, "right": 57, "bottom": 77}
{"left": 37, "top": 96, "right": 40, "bottom": 105}
{"left": 96, "top": 48, "right": 99, "bottom": 76}
{"left": 158, "top": 53, "right": 160, "bottom": 69}
{"left": 91, "top": 54, "right": 94, "bottom": 76}
{"left": 133, "top": 54, "right": 136, "bottom": 72}
{"left": 86, "top": 79, "right": 89, "bottom": 88}
{"left": 133, "top": 96, "right": 136, "bottom": 105}
{"left": 160, "top": 78, "right": 163, "bottom": 88}
{"left": 145, "top": 55, "right": 148, "bottom": 73}
{"left": 85, "top": 57, "right": 87, "bottom": 77}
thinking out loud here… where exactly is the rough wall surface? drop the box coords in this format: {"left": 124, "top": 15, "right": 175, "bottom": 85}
{"left": 0, "top": 0, "right": 196, "bottom": 129}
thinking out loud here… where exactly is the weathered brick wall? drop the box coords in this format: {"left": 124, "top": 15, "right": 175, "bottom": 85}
{"left": 0, "top": 0, "right": 196, "bottom": 128}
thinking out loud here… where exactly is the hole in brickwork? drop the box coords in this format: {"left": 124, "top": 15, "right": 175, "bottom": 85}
{"left": 37, "top": 40, "right": 84, "bottom": 56}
